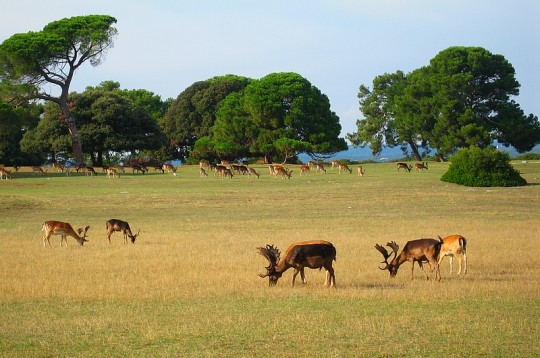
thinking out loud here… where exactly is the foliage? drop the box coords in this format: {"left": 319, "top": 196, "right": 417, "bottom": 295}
{"left": 0, "top": 15, "right": 118, "bottom": 164}
{"left": 515, "top": 152, "right": 540, "bottom": 160}
{"left": 441, "top": 146, "right": 526, "bottom": 187}
{"left": 349, "top": 46, "right": 540, "bottom": 161}
{"left": 199, "top": 72, "right": 347, "bottom": 162}
{"left": 162, "top": 75, "right": 252, "bottom": 161}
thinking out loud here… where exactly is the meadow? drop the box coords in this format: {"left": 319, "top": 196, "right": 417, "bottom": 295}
{"left": 0, "top": 161, "right": 538, "bottom": 357}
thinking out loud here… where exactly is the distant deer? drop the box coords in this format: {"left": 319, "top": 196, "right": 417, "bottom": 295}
{"left": 200, "top": 167, "right": 208, "bottom": 177}
{"left": 0, "top": 168, "right": 12, "bottom": 180}
{"left": 299, "top": 165, "right": 310, "bottom": 176}
{"left": 396, "top": 162, "right": 412, "bottom": 172}
{"left": 438, "top": 235, "right": 467, "bottom": 274}
{"left": 42, "top": 221, "right": 90, "bottom": 247}
{"left": 338, "top": 163, "right": 352, "bottom": 174}
{"left": 415, "top": 162, "right": 429, "bottom": 172}
{"left": 257, "top": 240, "right": 336, "bottom": 287}
{"left": 106, "top": 168, "right": 120, "bottom": 178}
{"left": 31, "top": 166, "right": 46, "bottom": 176}
{"left": 315, "top": 163, "right": 326, "bottom": 174}
{"left": 247, "top": 167, "right": 260, "bottom": 178}
{"left": 106, "top": 219, "right": 140, "bottom": 244}
{"left": 357, "top": 166, "right": 365, "bottom": 176}
{"left": 375, "top": 238, "right": 442, "bottom": 281}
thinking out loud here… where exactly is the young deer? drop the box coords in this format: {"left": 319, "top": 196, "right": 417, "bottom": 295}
{"left": 42, "top": 221, "right": 90, "bottom": 247}
{"left": 396, "top": 162, "right": 412, "bottom": 172}
{"left": 106, "top": 219, "right": 140, "bottom": 244}
{"left": 438, "top": 235, "right": 467, "bottom": 274}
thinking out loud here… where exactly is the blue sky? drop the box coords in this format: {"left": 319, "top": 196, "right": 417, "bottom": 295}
{"left": 2, "top": 0, "right": 539, "bottom": 138}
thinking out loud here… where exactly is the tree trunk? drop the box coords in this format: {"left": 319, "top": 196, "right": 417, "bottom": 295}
{"left": 59, "top": 101, "right": 84, "bottom": 166}
{"left": 408, "top": 141, "right": 422, "bottom": 161}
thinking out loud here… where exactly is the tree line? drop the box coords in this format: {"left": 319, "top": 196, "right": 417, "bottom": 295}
{"left": 1, "top": 15, "right": 538, "bottom": 167}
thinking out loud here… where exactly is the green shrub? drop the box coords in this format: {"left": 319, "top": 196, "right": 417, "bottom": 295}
{"left": 514, "top": 152, "right": 540, "bottom": 161}
{"left": 441, "top": 146, "right": 527, "bottom": 187}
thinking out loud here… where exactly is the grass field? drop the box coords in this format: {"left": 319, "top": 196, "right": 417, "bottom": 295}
{"left": 0, "top": 162, "right": 539, "bottom": 357}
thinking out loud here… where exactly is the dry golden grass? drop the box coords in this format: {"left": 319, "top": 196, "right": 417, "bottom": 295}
{"left": 0, "top": 161, "right": 538, "bottom": 356}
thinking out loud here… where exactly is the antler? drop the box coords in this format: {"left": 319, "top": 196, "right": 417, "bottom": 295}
{"left": 374, "top": 241, "right": 399, "bottom": 270}
{"left": 256, "top": 244, "right": 280, "bottom": 277}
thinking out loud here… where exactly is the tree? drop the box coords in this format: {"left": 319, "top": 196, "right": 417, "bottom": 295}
{"left": 348, "top": 46, "right": 540, "bottom": 161}
{"left": 162, "top": 74, "right": 251, "bottom": 161}
{"left": 204, "top": 72, "right": 347, "bottom": 162}
{"left": 0, "top": 15, "right": 118, "bottom": 165}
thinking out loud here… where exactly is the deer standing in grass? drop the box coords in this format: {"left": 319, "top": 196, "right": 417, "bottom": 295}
{"left": 396, "top": 162, "right": 412, "bottom": 172}
{"left": 42, "top": 221, "right": 90, "bottom": 247}
{"left": 375, "top": 238, "right": 442, "bottom": 281}
{"left": 338, "top": 163, "right": 352, "bottom": 174}
{"left": 106, "top": 219, "right": 140, "bottom": 244}
{"left": 257, "top": 241, "right": 336, "bottom": 287}
{"left": 438, "top": 235, "right": 467, "bottom": 274}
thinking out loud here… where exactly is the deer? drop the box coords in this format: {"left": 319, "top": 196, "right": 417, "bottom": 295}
{"left": 331, "top": 160, "right": 339, "bottom": 169}
{"left": 257, "top": 240, "right": 336, "bottom": 287}
{"left": 247, "top": 167, "right": 260, "bottom": 178}
{"left": 396, "top": 162, "right": 412, "bottom": 172}
{"left": 299, "top": 165, "right": 310, "bottom": 175}
{"left": 31, "top": 166, "right": 46, "bottom": 176}
{"left": 375, "top": 238, "right": 443, "bottom": 281}
{"left": 315, "top": 163, "right": 326, "bottom": 174}
{"left": 83, "top": 167, "right": 97, "bottom": 176}
{"left": 105, "top": 219, "right": 140, "bottom": 244}
{"left": 0, "top": 167, "right": 12, "bottom": 180}
{"left": 215, "top": 165, "right": 233, "bottom": 178}
{"left": 415, "top": 162, "right": 429, "bottom": 172}
{"left": 273, "top": 165, "right": 292, "bottom": 179}
{"left": 357, "top": 166, "right": 365, "bottom": 177}
{"left": 106, "top": 168, "right": 120, "bottom": 178}
{"left": 51, "top": 162, "right": 65, "bottom": 172}
{"left": 338, "top": 163, "right": 352, "bottom": 174}
{"left": 42, "top": 221, "right": 90, "bottom": 247}
{"left": 162, "top": 163, "right": 176, "bottom": 173}
{"left": 199, "top": 167, "right": 208, "bottom": 177}
{"left": 131, "top": 164, "right": 146, "bottom": 174}
{"left": 437, "top": 235, "right": 467, "bottom": 275}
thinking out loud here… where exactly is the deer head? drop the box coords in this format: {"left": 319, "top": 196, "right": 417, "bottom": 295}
{"left": 76, "top": 226, "right": 91, "bottom": 245}
{"left": 374, "top": 241, "right": 399, "bottom": 277}
{"left": 129, "top": 229, "right": 140, "bottom": 243}
{"left": 257, "top": 244, "right": 282, "bottom": 286}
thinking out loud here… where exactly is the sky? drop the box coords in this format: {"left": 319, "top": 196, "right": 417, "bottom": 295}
{"left": 1, "top": 0, "right": 539, "bottom": 139}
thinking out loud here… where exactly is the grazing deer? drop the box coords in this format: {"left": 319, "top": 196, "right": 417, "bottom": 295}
{"left": 0, "top": 168, "right": 12, "bottom": 180}
{"left": 299, "top": 165, "right": 310, "bottom": 175}
{"left": 200, "top": 167, "right": 208, "bottom": 177}
{"left": 415, "top": 162, "right": 429, "bottom": 172}
{"left": 257, "top": 240, "right": 336, "bottom": 287}
{"left": 338, "top": 163, "right": 352, "bottom": 174}
{"left": 51, "top": 162, "right": 65, "bottom": 172}
{"left": 247, "top": 167, "right": 260, "bottom": 178}
{"left": 162, "top": 163, "right": 176, "bottom": 173}
{"left": 131, "top": 164, "right": 146, "bottom": 174}
{"left": 396, "top": 162, "right": 412, "bottom": 172}
{"left": 438, "top": 235, "right": 467, "bottom": 275}
{"left": 331, "top": 160, "right": 339, "bottom": 169}
{"left": 315, "top": 163, "right": 326, "bottom": 174}
{"left": 357, "top": 166, "right": 365, "bottom": 177}
{"left": 268, "top": 165, "right": 276, "bottom": 175}
{"left": 31, "top": 166, "right": 46, "bottom": 176}
{"left": 273, "top": 165, "right": 292, "bottom": 179}
{"left": 42, "top": 221, "right": 90, "bottom": 247}
{"left": 307, "top": 161, "right": 317, "bottom": 170}
{"left": 215, "top": 165, "right": 233, "bottom": 178}
{"left": 375, "top": 238, "right": 442, "bottom": 281}
{"left": 83, "top": 167, "right": 97, "bottom": 176}
{"left": 199, "top": 160, "right": 210, "bottom": 169}
{"left": 106, "top": 219, "right": 140, "bottom": 244}
{"left": 106, "top": 168, "right": 120, "bottom": 178}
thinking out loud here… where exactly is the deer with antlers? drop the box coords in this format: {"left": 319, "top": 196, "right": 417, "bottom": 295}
{"left": 257, "top": 240, "right": 336, "bottom": 287}
{"left": 375, "top": 238, "right": 442, "bottom": 281}
{"left": 42, "top": 221, "right": 90, "bottom": 247}
{"left": 106, "top": 219, "right": 140, "bottom": 244}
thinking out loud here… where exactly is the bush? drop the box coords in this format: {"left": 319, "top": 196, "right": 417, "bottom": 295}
{"left": 441, "top": 146, "right": 527, "bottom": 187}
{"left": 515, "top": 152, "right": 540, "bottom": 161}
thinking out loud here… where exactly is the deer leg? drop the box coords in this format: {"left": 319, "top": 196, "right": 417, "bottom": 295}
{"left": 292, "top": 269, "right": 300, "bottom": 287}
{"left": 300, "top": 268, "right": 306, "bottom": 284}
{"left": 462, "top": 252, "right": 467, "bottom": 274}
{"left": 449, "top": 255, "right": 454, "bottom": 274}
{"left": 325, "top": 266, "right": 336, "bottom": 287}
{"left": 418, "top": 261, "right": 429, "bottom": 280}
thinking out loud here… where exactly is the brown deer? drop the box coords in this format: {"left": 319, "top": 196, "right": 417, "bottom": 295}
{"left": 357, "top": 166, "right": 365, "bottom": 176}
{"left": 162, "top": 163, "right": 176, "bottom": 173}
{"left": 199, "top": 167, "right": 208, "bottom": 177}
{"left": 31, "top": 166, "right": 46, "bottom": 176}
{"left": 299, "top": 165, "right": 310, "bottom": 175}
{"left": 247, "top": 167, "right": 260, "bottom": 178}
{"left": 83, "top": 167, "right": 97, "bottom": 176}
{"left": 51, "top": 162, "right": 65, "bottom": 172}
{"left": 415, "top": 162, "right": 429, "bottom": 172}
{"left": 375, "top": 238, "right": 442, "bottom": 281}
{"left": 315, "top": 163, "right": 326, "bottom": 174}
{"left": 396, "top": 162, "right": 412, "bottom": 172}
{"left": 42, "top": 221, "right": 90, "bottom": 247}
{"left": 106, "top": 219, "right": 140, "bottom": 244}
{"left": 0, "top": 168, "right": 12, "bottom": 180}
{"left": 106, "top": 168, "right": 120, "bottom": 178}
{"left": 257, "top": 240, "right": 336, "bottom": 287}
{"left": 438, "top": 235, "right": 467, "bottom": 274}
{"left": 338, "top": 163, "right": 352, "bottom": 174}
{"left": 273, "top": 165, "right": 293, "bottom": 179}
